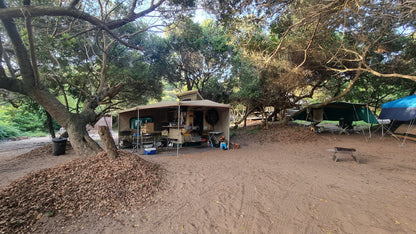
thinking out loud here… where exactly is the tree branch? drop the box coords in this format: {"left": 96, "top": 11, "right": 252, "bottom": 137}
{"left": 69, "top": 0, "right": 80, "bottom": 8}
{"left": 24, "top": 9, "right": 41, "bottom": 86}
{"left": 0, "top": 39, "right": 17, "bottom": 79}
{"left": 98, "top": 30, "right": 108, "bottom": 94}
{"left": 0, "top": 1, "right": 166, "bottom": 30}
{"left": 362, "top": 64, "right": 416, "bottom": 82}
{"left": 0, "top": 1, "right": 35, "bottom": 88}
{"left": 295, "top": 17, "right": 320, "bottom": 69}
{"left": 287, "top": 67, "right": 363, "bottom": 122}
{"left": 0, "top": 76, "right": 27, "bottom": 94}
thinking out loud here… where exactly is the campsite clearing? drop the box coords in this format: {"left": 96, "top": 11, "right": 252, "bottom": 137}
{"left": 1, "top": 125, "right": 416, "bottom": 233}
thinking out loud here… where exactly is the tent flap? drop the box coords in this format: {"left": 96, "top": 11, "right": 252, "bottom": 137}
{"left": 379, "top": 95, "right": 416, "bottom": 121}
{"left": 294, "top": 102, "right": 378, "bottom": 124}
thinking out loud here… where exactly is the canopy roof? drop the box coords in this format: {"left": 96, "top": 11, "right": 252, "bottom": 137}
{"left": 379, "top": 95, "right": 416, "bottom": 121}
{"left": 119, "top": 100, "right": 230, "bottom": 114}
{"left": 294, "top": 102, "right": 378, "bottom": 124}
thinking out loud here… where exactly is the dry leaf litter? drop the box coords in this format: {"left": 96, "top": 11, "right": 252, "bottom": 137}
{"left": 0, "top": 150, "right": 163, "bottom": 233}
{"left": 234, "top": 123, "right": 317, "bottom": 144}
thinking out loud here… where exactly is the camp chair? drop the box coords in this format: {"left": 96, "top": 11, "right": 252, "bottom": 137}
{"left": 373, "top": 119, "right": 401, "bottom": 141}
{"left": 337, "top": 118, "right": 354, "bottom": 135}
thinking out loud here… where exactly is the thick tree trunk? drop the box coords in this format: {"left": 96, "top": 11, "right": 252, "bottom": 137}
{"left": 66, "top": 119, "right": 101, "bottom": 158}
{"left": 25, "top": 88, "right": 102, "bottom": 157}
{"left": 45, "top": 111, "right": 55, "bottom": 139}
{"left": 98, "top": 126, "right": 118, "bottom": 159}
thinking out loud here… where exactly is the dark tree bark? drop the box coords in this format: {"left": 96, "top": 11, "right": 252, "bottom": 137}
{"left": 45, "top": 111, "right": 55, "bottom": 139}
{"left": 98, "top": 126, "right": 118, "bottom": 159}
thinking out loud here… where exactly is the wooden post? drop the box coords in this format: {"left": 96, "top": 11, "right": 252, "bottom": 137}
{"left": 98, "top": 126, "right": 118, "bottom": 159}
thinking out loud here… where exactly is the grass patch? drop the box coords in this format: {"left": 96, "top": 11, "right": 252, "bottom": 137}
{"left": 26, "top": 131, "right": 48, "bottom": 137}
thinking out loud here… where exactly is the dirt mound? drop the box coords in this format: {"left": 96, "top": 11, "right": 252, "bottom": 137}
{"left": 14, "top": 142, "right": 71, "bottom": 160}
{"left": 232, "top": 123, "right": 317, "bottom": 145}
{"left": 0, "top": 150, "right": 163, "bottom": 233}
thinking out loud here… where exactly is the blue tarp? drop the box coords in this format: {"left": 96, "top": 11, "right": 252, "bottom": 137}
{"left": 379, "top": 95, "right": 416, "bottom": 121}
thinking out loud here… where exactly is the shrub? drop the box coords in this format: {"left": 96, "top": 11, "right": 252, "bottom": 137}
{"left": 0, "top": 123, "right": 21, "bottom": 140}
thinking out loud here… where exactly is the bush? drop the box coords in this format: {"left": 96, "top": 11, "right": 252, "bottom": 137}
{"left": 0, "top": 103, "right": 57, "bottom": 139}
{"left": 0, "top": 123, "right": 21, "bottom": 140}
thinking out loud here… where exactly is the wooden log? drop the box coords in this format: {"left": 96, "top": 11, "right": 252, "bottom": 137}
{"left": 395, "top": 134, "right": 416, "bottom": 142}
{"left": 98, "top": 126, "right": 118, "bottom": 159}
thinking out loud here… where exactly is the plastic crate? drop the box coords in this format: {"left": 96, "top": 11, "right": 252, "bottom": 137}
{"left": 144, "top": 148, "right": 156, "bottom": 155}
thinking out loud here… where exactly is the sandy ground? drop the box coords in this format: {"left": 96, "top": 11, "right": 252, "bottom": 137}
{"left": 0, "top": 136, "right": 52, "bottom": 162}
{"left": 2, "top": 132, "right": 416, "bottom": 233}
{"left": 0, "top": 136, "right": 87, "bottom": 188}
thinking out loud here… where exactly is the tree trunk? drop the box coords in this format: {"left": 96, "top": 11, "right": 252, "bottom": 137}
{"left": 0, "top": 0, "right": 158, "bottom": 158}
{"left": 262, "top": 107, "right": 269, "bottom": 129}
{"left": 45, "top": 110, "right": 55, "bottom": 138}
{"left": 23, "top": 87, "right": 102, "bottom": 157}
{"left": 66, "top": 117, "right": 101, "bottom": 158}
{"left": 98, "top": 125, "right": 118, "bottom": 159}
{"left": 233, "top": 105, "right": 255, "bottom": 129}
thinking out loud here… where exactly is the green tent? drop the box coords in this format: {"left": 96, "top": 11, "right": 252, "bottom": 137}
{"left": 294, "top": 102, "right": 378, "bottom": 124}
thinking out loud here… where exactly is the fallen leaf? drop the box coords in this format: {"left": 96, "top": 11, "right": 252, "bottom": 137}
{"left": 0, "top": 151, "right": 163, "bottom": 233}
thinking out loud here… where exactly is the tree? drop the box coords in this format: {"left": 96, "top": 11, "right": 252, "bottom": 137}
{"left": 324, "top": 73, "right": 416, "bottom": 114}
{"left": 206, "top": 0, "right": 416, "bottom": 114}
{"left": 157, "top": 18, "right": 235, "bottom": 102}
{"left": 221, "top": 6, "right": 336, "bottom": 124}
{"left": 0, "top": 0, "right": 194, "bottom": 157}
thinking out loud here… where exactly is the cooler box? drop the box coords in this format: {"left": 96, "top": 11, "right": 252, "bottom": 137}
{"left": 144, "top": 148, "right": 156, "bottom": 155}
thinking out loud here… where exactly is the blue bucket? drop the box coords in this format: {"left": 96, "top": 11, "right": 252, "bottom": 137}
{"left": 220, "top": 142, "right": 227, "bottom": 150}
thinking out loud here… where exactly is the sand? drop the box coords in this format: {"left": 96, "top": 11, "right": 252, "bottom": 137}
{"left": 1, "top": 131, "right": 416, "bottom": 233}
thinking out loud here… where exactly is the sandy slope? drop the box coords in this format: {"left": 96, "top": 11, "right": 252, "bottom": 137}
{"left": 32, "top": 133, "right": 416, "bottom": 233}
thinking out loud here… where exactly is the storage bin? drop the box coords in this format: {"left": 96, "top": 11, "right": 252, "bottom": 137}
{"left": 144, "top": 148, "right": 156, "bottom": 155}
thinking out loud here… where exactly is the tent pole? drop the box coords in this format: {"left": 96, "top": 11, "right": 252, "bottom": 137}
{"left": 117, "top": 112, "right": 120, "bottom": 147}
{"left": 387, "top": 120, "right": 400, "bottom": 141}
{"left": 177, "top": 102, "right": 180, "bottom": 158}
{"left": 382, "top": 122, "right": 384, "bottom": 136}
{"left": 368, "top": 107, "right": 372, "bottom": 138}
{"left": 400, "top": 118, "right": 414, "bottom": 147}
{"left": 137, "top": 108, "right": 140, "bottom": 153}
{"left": 353, "top": 105, "right": 367, "bottom": 140}
{"left": 227, "top": 108, "right": 230, "bottom": 149}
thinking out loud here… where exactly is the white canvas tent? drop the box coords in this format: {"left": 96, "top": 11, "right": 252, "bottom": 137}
{"left": 118, "top": 100, "right": 231, "bottom": 156}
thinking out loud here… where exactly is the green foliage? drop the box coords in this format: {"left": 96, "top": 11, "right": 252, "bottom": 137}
{"left": 335, "top": 75, "right": 416, "bottom": 112}
{"left": 0, "top": 103, "right": 57, "bottom": 139}
{"left": 32, "top": 19, "right": 165, "bottom": 112}
{"left": 107, "top": 29, "right": 165, "bottom": 108}
{"left": 231, "top": 53, "right": 262, "bottom": 103}
{"left": 154, "top": 18, "right": 236, "bottom": 102}
{"left": 205, "top": 0, "right": 416, "bottom": 116}
{"left": 0, "top": 122, "right": 21, "bottom": 140}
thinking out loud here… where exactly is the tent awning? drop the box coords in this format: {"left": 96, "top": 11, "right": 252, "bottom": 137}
{"left": 379, "top": 95, "right": 416, "bottom": 121}
{"left": 119, "top": 100, "right": 230, "bottom": 114}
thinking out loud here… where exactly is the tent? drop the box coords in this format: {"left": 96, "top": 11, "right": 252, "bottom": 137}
{"left": 294, "top": 102, "right": 379, "bottom": 125}
{"left": 378, "top": 95, "right": 416, "bottom": 142}
{"left": 118, "top": 100, "right": 231, "bottom": 156}
{"left": 379, "top": 95, "right": 416, "bottom": 121}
